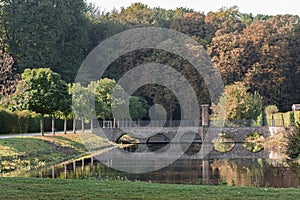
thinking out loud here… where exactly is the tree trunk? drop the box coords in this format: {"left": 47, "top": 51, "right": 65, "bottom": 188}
{"left": 52, "top": 114, "right": 55, "bottom": 135}
{"left": 90, "top": 117, "right": 93, "bottom": 132}
{"left": 81, "top": 118, "right": 84, "bottom": 132}
{"left": 64, "top": 118, "right": 67, "bottom": 134}
{"left": 40, "top": 114, "right": 44, "bottom": 136}
{"left": 73, "top": 118, "right": 76, "bottom": 133}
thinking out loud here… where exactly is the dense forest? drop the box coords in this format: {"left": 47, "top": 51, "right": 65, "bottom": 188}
{"left": 0, "top": 1, "right": 299, "bottom": 120}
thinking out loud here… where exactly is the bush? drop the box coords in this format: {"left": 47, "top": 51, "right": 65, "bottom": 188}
{"left": 0, "top": 109, "right": 19, "bottom": 134}
{"left": 265, "top": 105, "right": 279, "bottom": 116}
{"left": 286, "top": 123, "right": 300, "bottom": 159}
{"left": 290, "top": 112, "right": 295, "bottom": 126}
{"left": 0, "top": 109, "right": 71, "bottom": 134}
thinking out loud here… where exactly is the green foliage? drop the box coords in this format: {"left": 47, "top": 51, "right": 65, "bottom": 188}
{"left": 0, "top": 0, "right": 89, "bottom": 82}
{"left": 0, "top": 109, "right": 72, "bottom": 134}
{"left": 211, "top": 82, "right": 263, "bottom": 126}
{"left": 243, "top": 133, "right": 264, "bottom": 153}
{"left": 265, "top": 111, "right": 300, "bottom": 127}
{"left": 289, "top": 112, "right": 295, "bottom": 126}
{"left": 253, "top": 113, "right": 263, "bottom": 127}
{"left": 286, "top": 123, "right": 300, "bottom": 159}
{"left": 129, "top": 96, "right": 150, "bottom": 120}
{"left": 90, "top": 78, "right": 149, "bottom": 120}
{"left": 0, "top": 51, "right": 19, "bottom": 98}
{"left": 265, "top": 105, "right": 279, "bottom": 116}
{"left": 0, "top": 109, "right": 19, "bottom": 134}
{"left": 93, "top": 78, "right": 118, "bottom": 120}
{"left": 0, "top": 2, "right": 299, "bottom": 118}
{"left": 212, "top": 133, "right": 235, "bottom": 152}
{"left": 19, "top": 68, "right": 69, "bottom": 116}
{"left": 71, "top": 82, "right": 94, "bottom": 120}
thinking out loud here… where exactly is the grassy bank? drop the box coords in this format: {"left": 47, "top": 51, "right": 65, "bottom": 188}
{"left": 0, "top": 177, "right": 299, "bottom": 200}
{"left": 0, "top": 133, "right": 90, "bottom": 173}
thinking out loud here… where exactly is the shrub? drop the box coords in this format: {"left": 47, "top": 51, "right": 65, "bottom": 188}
{"left": 265, "top": 105, "right": 279, "bottom": 116}
{"left": 0, "top": 109, "right": 70, "bottom": 134}
{"left": 0, "top": 109, "right": 19, "bottom": 134}
{"left": 289, "top": 112, "right": 295, "bottom": 126}
{"left": 286, "top": 123, "right": 300, "bottom": 159}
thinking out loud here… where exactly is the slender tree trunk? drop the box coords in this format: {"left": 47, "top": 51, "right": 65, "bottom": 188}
{"left": 64, "top": 118, "right": 67, "bottom": 134}
{"left": 81, "top": 118, "right": 84, "bottom": 132}
{"left": 52, "top": 114, "right": 55, "bottom": 135}
{"left": 73, "top": 118, "right": 76, "bottom": 133}
{"left": 90, "top": 117, "right": 93, "bottom": 132}
{"left": 40, "top": 114, "right": 44, "bottom": 136}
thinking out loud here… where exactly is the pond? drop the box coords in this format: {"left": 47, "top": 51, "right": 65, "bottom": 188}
{"left": 12, "top": 151, "right": 300, "bottom": 188}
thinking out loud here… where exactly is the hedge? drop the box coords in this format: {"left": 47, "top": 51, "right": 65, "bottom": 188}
{"left": 266, "top": 111, "right": 300, "bottom": 127}
{"left": 0, "top": 109, "right": 73, "bottom": 134}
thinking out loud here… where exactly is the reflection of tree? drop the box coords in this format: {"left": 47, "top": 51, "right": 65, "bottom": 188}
{"left": 243, "top": 133, "right": 265, "bottom": 153}
{"left": 210, "top": 159, "right": 265, "bottom": 186}
{"left": 212, "top": 133, "right": 235, "bottom": 153}
{"left": 210, "top": 158, "right": 300, "bottom": 187}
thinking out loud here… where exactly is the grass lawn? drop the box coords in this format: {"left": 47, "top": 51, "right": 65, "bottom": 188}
{"left": 0, "top": 133, "right": 90, "bottom": 173}
{"left": 0, "top": 177, "right": 299, "bottom": 200}
{"left": 0, "top": 132, "right": 299, "bottom": 199}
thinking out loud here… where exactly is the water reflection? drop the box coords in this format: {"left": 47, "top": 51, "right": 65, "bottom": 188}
{"left": 20, "top": 155, "right": 300, "bottom": 188}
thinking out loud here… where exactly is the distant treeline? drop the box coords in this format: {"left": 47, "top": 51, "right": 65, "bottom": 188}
{"left": 0, "top": 2, "right": 299, "bottom": 113}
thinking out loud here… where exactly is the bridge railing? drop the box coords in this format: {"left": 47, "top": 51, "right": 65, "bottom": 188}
{"left": 97, "top": 118, "right": 288, "bottom": 128}
{"left": 98, "top": 119, "right": 199, "bottom": 128}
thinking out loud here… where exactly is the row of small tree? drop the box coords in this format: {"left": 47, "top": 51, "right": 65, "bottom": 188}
{"left": 1, "top": 68, "right": 149, "bottom": 135}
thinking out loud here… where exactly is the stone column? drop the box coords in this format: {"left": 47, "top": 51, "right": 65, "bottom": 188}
{"left": 201, "top": 104, "right": 209, "bottom": 127}
{"left": 202, "top": 160, "right": 210, "bottom": 185}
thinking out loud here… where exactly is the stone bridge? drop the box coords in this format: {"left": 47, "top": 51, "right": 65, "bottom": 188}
{"left": 92, "top": 126, "right": 286, "bottom": 159}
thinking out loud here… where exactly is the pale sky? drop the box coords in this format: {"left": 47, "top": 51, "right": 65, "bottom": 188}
{"left": 88, "top": 0, "right": 300, "bottom": 16}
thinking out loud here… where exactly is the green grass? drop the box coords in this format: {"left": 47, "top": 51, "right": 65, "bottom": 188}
{"left": 0, "top": 177, "right": 299, "bottom": 200}
{"left": 0, "top": 134, "right": 88, "bottom": 173}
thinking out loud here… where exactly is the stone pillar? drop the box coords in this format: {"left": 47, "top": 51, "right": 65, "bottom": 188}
{"left": 201, "top": 104, "right": 209, "bottom": 127}
{"left": 202, "top": 160, "right": 210, "bottom": 185}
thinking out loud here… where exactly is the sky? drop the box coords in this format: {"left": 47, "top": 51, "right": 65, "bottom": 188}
{"left": 88, "top": 0, "right": 300, "bottom": 16}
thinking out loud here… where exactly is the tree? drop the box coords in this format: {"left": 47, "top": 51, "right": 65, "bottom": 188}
{"left": 0, "top": 0, "right": 89, "bottom": 82}
{"left": 211, "top": 82, "right": 262, "bottom": 126}
{"left": 55, "top": 83, "right": 72, "bottom": 134}
{"left": 16, "top": 68, "right": 69, "bottom": 135}
{"left": 170, "top": 12, "right": 207, "bottom": 46}
{"left": 94, "top": 78, "right": 118, "bottom": 120}
{"left": 0, "top": 50, "right": 19, "bottom": 99}
{"left": 71, "top": 83, "right": 93, "bottom": 132}
{"left": 92, "top": 78, "right": 149, "bottom": 123}
{"left": 205, "top": 6, "right": 245, "bottom": 43}
{"left": 208, "top": 15, "right": 299, "bottom": 110}
{"left": 241, "top": 20, "right": 287, "bottom": 109}
{"left": 129, "top": 96, "right": 149, "bottom": 121}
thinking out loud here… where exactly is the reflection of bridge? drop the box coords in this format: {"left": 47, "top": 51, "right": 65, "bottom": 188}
{"left": 94, "top": 126, "right": 286, "bottom": 159}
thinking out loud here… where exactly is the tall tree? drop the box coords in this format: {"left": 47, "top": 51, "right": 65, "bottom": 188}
{"left": 0, "top": 50, "right": 19, "bottom": 99}
{"left": 91, "top": 78, "right": 149, "bottom": 122}
{"left": 205, "top": 6, "right": 245, "bottom": 44}
{"left": 211, "top": 82, "right": 262, "bottom": 126}
{"left": 208, "top": 15, "right": 300, "bottom": 110}
{"left": 170, "top": 12, "right": 207, "bottom": 46}
{"left": 0, "top": 0, "right": 89, "bottom": 82}
{"left": 71, "top": 82, "right": 93, "bottom": 132}
{"left": 15, "top": 68, "right": 69, "bottom": 135}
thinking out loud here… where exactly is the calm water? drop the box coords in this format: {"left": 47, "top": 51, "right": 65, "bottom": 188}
{"left": 17, "top": 155, "right": 300, "bottom": 188}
